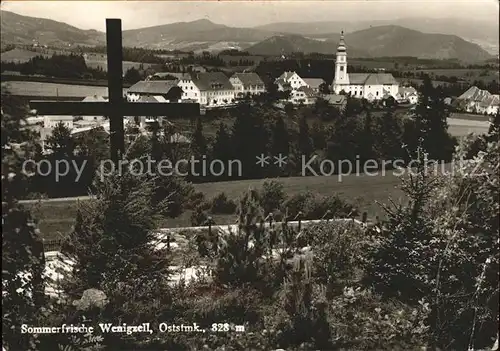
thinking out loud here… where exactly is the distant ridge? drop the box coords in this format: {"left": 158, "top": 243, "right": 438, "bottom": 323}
{"left": 0, "top": 10, "right": 494, "bottom": 62}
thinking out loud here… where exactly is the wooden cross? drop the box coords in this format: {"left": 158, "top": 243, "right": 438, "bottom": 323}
{"left": 30, "top": 19, "right": 200, "bottom": 164}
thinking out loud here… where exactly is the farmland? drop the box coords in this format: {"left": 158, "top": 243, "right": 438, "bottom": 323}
{"left": 0, "top": 48, "right": 156, "bottom": 72}
{"left": 1, "top": 81, "right": 127, "bottom": 97}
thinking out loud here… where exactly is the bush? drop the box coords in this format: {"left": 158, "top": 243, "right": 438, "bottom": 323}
{"left": 190, "top": 205, "right": 210, "bottom": 226}
{"left": 210, "top": 192, "right": 237, "bottom": 214}
{"left": 259, "top": 180, "right": 287, "bottom": 215}
{"left": 284, "top": 191, "right": 357, "bottom": 220}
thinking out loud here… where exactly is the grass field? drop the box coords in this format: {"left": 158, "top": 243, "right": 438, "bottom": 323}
{"left": 27, "top": 170, "right": 407, "bottom": 241}
{"left": 1, "top": 81, "right": 127, "bottom": 97}
{"left": 415, "top": 68, "right": 499, "bottom": 83}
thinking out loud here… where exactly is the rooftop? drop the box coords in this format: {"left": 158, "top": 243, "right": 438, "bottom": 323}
{"left": 347, "top": 73, "right": 399, "bottom": 85}
{"left": 231, "top": 72, "right": 264, "bottom": 87}
{"left": 128, "top": 80, "right": 179, "bottom": 95}
{"left": 191, "top": 72, "right": 233, "bottom": 91}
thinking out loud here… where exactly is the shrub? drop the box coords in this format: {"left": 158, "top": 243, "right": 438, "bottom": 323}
{"left": 190, "top": 205, "right": 210, "bottom": 226}
{"left": 210, "top": 192, "right": 237, "bottom": 214}
{"left": 284, "top": 191, "right": 357, "bottom": 220}
{"left": 259, "top": 180, "right": 287, "bottom": 215}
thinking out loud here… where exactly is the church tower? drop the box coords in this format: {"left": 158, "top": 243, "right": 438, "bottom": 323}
{"left": 333, "top": 31, "right": 349, "bottom": 89}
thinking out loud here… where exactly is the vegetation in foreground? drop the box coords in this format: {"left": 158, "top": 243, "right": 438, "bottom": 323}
{"left": 2, "top": 82, "right": 499, "bottom": 350}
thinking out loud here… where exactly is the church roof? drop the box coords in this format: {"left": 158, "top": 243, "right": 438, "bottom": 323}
{"left": 348, "top": 73, "right": 398, "bottom": 85}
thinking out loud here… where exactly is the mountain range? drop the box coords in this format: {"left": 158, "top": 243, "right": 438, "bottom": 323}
{"left": 0, "top": 10, "right": 496, "bottom": 62}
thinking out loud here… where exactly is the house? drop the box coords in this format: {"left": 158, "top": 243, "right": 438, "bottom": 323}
{"left": 230, "top": 72, "right": 266, "bottom": 97}
{"left": 178, "top": 72, "right": 235, "bottom": 107}
{"left": 322, "top": 94, "right": 347, "bottom": 109}
{"left": 126, "top": 80, "right": 182, "bottom": 102}
{"left": 275, "top": 71, "right": 308, "bottom": 91}
{"left": 290, "top": 86, "right": 316, "bottom": 105}
{"left": 80, "top": 95, "right": 108, "bottom": 122}
{"left": 43, "top": 115, "right": 73, "bottom": 129}
{"left": 331, "top": 32, "right": 399, "bottom": 100}
{"left": 302, "top": 78, "right": 326, "bottom": 92}
{"left": 457, "top": 86, "right": 500, "bottom": 115}
{"left": 397, "top": 86, "right": 419, "bottom": 104}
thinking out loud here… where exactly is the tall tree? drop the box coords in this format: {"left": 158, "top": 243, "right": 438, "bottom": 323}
{"left": 373, "top": 110, "right": 404, "bottom": 162}
{"left": 414, "top": 75, "right": 455, "bottom": 161}
{"left": 2, "top": 92, "right": 45, "bottom": 351}
{"left": 231, "top": 103, "right": 269, "bottom": 179}
{"left": 211, "top": 123, "right": 233, "bottom": 180}
{"left": 270, "top": 115, "right": 291, "bottom": 176}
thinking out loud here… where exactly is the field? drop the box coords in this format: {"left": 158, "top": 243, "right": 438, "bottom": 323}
{"left": 1, "top": 81, "right": 127, "bottom": 97}
{"left": 0, "top": 48, "right": 155, "bottom": 72}
{"left": 415, "top": 68, "right": 499, "bottom": 83}
{"left": 26, "top": 170, "right": 406, "bottom": 241}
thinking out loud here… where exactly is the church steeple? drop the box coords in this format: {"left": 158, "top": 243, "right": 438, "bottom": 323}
{"left": 333, "top": 30, "right": 349, "bottom": 88}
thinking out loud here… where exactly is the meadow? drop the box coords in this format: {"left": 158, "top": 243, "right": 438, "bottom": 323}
{"left": 27, "top": 170, "right": 405, "bottom": 241}
{"left": 1, "top": 81, "right": 127, "bottom": 97}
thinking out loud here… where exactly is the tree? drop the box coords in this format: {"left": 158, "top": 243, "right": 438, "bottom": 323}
{"left": 211, "top": 123, "right": 233, "bottom": 180}
{"left": 372, "top": 109, "right": 404, "bottom": 162}
{"left": 2, "top": 92, "right": 45, "bottom": 351}
{"left": 46, "top": 122, "right": 74, "bottom": 158}
{"left": 123, "top": 67, "right": 142, "bottom": 84}
{"left": 414, "top": 75, "right": 455, "bottom": 161}
{"left": 319, "top": 82, "right": 330, "bottom": 94}
{"left": 297, "top": 115, "right": 314, "bottom": 160}
{"left": 270, "top": 115, "right": 291, "bottom": 176}
{"left": 231, "top": 103, "right": 269, "bottom": 179}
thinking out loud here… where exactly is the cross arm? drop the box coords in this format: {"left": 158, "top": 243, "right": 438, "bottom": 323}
{"left": 29, "top": 101, "right": 200, "bottom": 117}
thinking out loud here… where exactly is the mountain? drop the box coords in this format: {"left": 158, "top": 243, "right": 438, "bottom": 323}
{"left": 121, "top": 19, "right": 275, "bottom": 50}
{"left": 0, "top": 10, "right": 104, "bottom": 47}
{"left": 246, "top": 34, "right": 367, "bottom": 57}
{"left": 247, "top": 25, "right": 493, "bottom": 62}
{"left": 254, "top": 17, "right": 499, "bottom": 54}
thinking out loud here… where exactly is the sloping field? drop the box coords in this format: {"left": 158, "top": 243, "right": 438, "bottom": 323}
{"left": 1, "top": 81, "right": 127, "bottom": 97}
{"left": 447, "top": 117, "right": 490, "bottom": 136}
{"left": 0, "top": 48, "right": 50, "bottom": 63}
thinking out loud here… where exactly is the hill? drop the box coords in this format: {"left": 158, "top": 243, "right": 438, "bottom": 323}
{"left": 246, "top": 34, "right": 367, "bottom": 57}
{"left": 254, "top": 17, "right": 499, "bottom": 54}
{"left": 0, "top": 10, "right": 104, "bottom": 47}
{"left": 121, "top": 19, "right": 275, "bottom": 50}
{"left": 247, "top": 25, "right": 492, "bottom": 62}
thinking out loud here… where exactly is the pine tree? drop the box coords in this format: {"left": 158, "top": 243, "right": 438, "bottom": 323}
{"left": 231, "top": 104, "right": 269, "bottom": 179}
{"left": 271, "top": 115, "right": 291, "bottom": 176}
{"left": 211, "top": 123, "right": 233, "bottom": 180}
{"left": 373, "top": 109, "right": 404, "bottom": 162}
{"left": 414, "top": 75, "right": 454, "bottom": 161}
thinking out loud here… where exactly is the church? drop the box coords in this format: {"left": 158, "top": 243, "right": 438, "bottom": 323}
{"left": 331, "top": 32, "right": 399, "bottom": 100}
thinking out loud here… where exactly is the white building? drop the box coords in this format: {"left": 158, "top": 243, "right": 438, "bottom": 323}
{"left": 290, "top": 86, "right": 316, "bottom": 105}
{"left": 43, "top": 115, "right": 73, "bottom": 129}
{"left": 275, "top": 71, "right": 308, "bottom": 91}
{"left": 230, "top": 72, "right": 266, "bottom": 98}
{"left": 397, "top": 87, "right": 419, "bottom": 104}
{"left": 178, "top": 72, "right": 235, "bottom": 107}
{"left": 457, "top": 86, "right": 500, "bottom": 115}
{"left": 331, "top": 32, "right": 399, "bottom": 100}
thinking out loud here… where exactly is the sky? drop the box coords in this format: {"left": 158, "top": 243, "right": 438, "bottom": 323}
{"left": 1, "top": 0, "right": 499, "bottom": 31}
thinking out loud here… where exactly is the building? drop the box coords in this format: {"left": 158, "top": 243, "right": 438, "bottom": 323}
{"left": 178, "top": 72, "right": 235, "bottom": 107}
{"left": 43, "top": 115, "right": 73, "bottom": 129}
{"left": 230, "top": 72, "right": 266, "bottom": 98}
{"left": 302, "top": 78, "right": 326, "bottom": 92}
{"left": 397, "top": 87, "right": 419, "bottom": 104}
{"left": 290, "top": 86, "right": 317, "bottom": 105}
{"left": 457, "top": 86, "right": 500, "bottom": 115}
{"left": 126, "top": 80, "right": 182, "bottom": 102}
{"left": 80, "top": 95, "right": 108, "bottom": 122}
{"left": 322, "top": 94, "right": 348, "bottom": 109}
{"left": 275, "top": 71, "right": 308, "bottom": 91}
{"left": 331, "top": 32, "right": 399, "bottom": 100}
